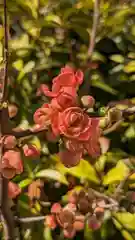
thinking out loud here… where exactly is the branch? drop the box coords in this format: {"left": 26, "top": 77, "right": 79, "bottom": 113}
{"left": 80, "top": 0, "right": 99, "bottom": 96}
{"left": 0, "top": 1, "right": 15, "bottom": 239}
{"left": 12, "top": 127, "right": 46, "bottom": 139}
{"left": 88, "top": 0, "right": 100, "bottom": 59}
{"left": 15, "top": 216, "right": 46, "bottom": 223}
{"left": 1, "top": 0, "right": 8, "bottom": 102}
{"left": 114, "top": 171, "right": 135, "bottom": 199}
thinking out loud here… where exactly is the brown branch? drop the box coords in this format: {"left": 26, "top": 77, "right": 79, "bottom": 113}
{"left": 1, "top": 0, "right": 8, "bottom": 102}
{"left": 114, "top": 171, "right": 135, "bottom": 199}
{"left": 0, "top": 1, "right": 15, "bottom": 239}
{"left": 103, "top": 119, "right": 123, "bottom": 135}
{"left": 80, "top": 0, "right": 100, "bottom": 96}
{"left": 12, "top": 127, "right": 46, "bottom": 139}
{"left": 88, "top": 0, "right": 100, "bottom": 59}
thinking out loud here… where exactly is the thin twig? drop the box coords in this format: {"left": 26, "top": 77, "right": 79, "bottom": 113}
{"left": 114, "top": 171, "right": 135, "bottom": 199}
{"left": 15, "top": 216, "right": 46, "bottom": 223}
{"left": 89, "top": 188, "right": 119, "bottom": 206}
{"left": 103, "top": 119, "right": 123, "bottom": 135}
{"left": 88, "top": 0, "right": 100, "bottom": 59}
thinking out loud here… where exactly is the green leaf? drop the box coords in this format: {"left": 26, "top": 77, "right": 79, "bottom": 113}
{"left": 12, "top": 59, "right": 23, "bottom": 71}
{"left": 44, "top": 227, "right": 53, "bottom": 240}
{"left": 17, "top": 61, "right": 35, "bottom": 82}
{"left": 103, "top": 161, "right": 129, "bottom": 185}
{"left": 18, "top": 178, "right": 32, "bottom": 189}
{"left": 113, "top": 214, "right": 134, "bottom": 240}
{"left": 114, "top": 212, "right": 135, "bottom": 230}
{"left": 124, "top": 61, "right": 135, "bottom": 73}
{"left": 56, "top": 158, "right": 100, "bottom": 184}
{"left": 92, "top": 78, "right": 118, "bottom": 95}
{"left": 110, "top": 54, "right": 124, "bottom": 63}
{"left": 36, "top": 169, "right": 68, "bottom": 185}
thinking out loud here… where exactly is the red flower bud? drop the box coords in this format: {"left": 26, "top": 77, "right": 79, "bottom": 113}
{"left": 81, "top": 95, "right": 95, "bottom": 108}
{"left": 8, "top": 181, "right": 21, "bottom": 199}
{"left": 59, "top": 149, "right": 82, "bottom": 168}
{"left": 51, "top": 203, "right": 62, "bottom": 214}
{"left": 2, "top": 135, "right": 17, "bottom": 149}
{"left": 88, "top": 215, "right": 101, "bottom": 230}
{"left": 45, "top": 215, "right": 57, "bottom": 230}
{"left": 1, "top": 150, "right": 23, "bottom": 179}
{"left": 73, "top": 219, "right": 85, "bottom": 231}
{"left": 23, "top": 144, "right": 40, "bottom": 157}
{"left": 63, "top": 227, "right": 76, "bottom": 239}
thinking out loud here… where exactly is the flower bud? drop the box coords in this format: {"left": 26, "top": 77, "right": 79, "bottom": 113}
{"left": 45, "top": 215, "right": 57, "bottom": 230}
{"left": 8, "top": 181, "right": 21, "bottom": 199}
{"left": 74, "top": 215, "right": 85, "bottom": 231}
{"left": 59, "top": 149, "right": 82, "bottom": 168}
{"left": 2, "top": 135, "right": 17, "bottom": 149}
{"left": 88, "top": 215, "right": 101, "bottom": 230}
{"left": 63, "top": 228, "right": 76, "bottom": 239}
{"left": 8, "top": 104, "right": 18, "bottom": 118}
{"left": 23, "top": 144, "right": 40, "bottom": 157}
{"left": 51, "top": 203, "right": 62, "bottom": 214}
{"left": 1, "top": 150, "right": 23, "bottom": 179}
{"left": 81, "top": 95, "right": 95, "bottom": 108}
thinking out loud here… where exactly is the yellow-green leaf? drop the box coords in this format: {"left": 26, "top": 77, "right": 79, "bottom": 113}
{"left": 110, "top": 54, "right": 124, "bottom": 63}
{"left": 36, "top": 169, "right": 68, "bottom": 185}
{"left": 103, "top": 161, "right": 129, "bottom": 185}
{"left": 56, "top": 158, "right": 100, "bottom": 184}
{"left": 19, "top": 178, "right": 32, "bottom": 189}
{"left": 124, "top": 61, "right": 135, "bottom": 73}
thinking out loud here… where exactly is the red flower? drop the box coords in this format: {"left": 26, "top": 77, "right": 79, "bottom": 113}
{"left": 37, "top": 66, "right": 83, "bottom": 98}
{"left": 23, "top": 144, "right": 40, "bottom": 157}
{"left": 8, "top": 181, "right": 21, "bottom": 199}
{"left": 58, "top": 107, "right": 92, "bottom": 141}
{"left": 33, "top": 103, "right": 52, "bottom": 127}
{"left": 0, "top": 150, "right": 23, "bottom": 179}
{"left": 1, "top": 135, "right": 17, "bottom": 149}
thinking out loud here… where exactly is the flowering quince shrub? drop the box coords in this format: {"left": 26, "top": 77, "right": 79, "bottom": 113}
{"left": 1, "top": 63, "right": 135, "bottom": 240}
{"left": 34, "top": 66, "right": 101, "bottom": 167}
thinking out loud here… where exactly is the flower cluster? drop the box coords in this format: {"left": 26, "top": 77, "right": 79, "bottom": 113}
{"left": 34, "top": 66, "right": 101, "bottom": 167}
{"left": 0, "top": 135, "right": 40, "bottom": 199}
{"left": 45, "top": 189, "right": 106, "bottom": 238}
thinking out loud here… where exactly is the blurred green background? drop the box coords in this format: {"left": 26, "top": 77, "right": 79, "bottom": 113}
{"left": 1, "top": 0, "right": 135, "bottom": 239}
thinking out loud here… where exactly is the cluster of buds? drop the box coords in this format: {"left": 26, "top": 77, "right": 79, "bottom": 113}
{"left": 0, "top": 134, "right": 40, "bottom": 199}
{"left": 34, "top": 65, "right": 101, "bottom": 167}
{"left": 45, "top": 189, "right": 106, "bottom": 238}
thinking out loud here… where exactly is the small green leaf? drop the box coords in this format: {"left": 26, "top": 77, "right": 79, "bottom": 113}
{"left": 12, "top": 59, "right": 23, "bottom": 71}
{"left": 56, "top": 158, "right": 100, "bottom": 184}
{"left": 124, "top": 61, "right": 135, "bottom": 73}
{"left": 103, "top": 161, "right": 129, "bottom": 185}
{"left": 36, "top": 169, "right": 68, "bottom": 185}
{"left": 44, "top": 227, "right": 53, "bottom": 240}
{"left": 110, "top": 54, "right": 124, "bottom": 63}
{"left": 18, "top": 178, "right": 32, "bottom": 189}
{"left": 92, "top": 79, "right": 118, "bottom": 95}
{"left": 17, "top": 61, "right": 35, "bottom": 82}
